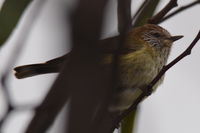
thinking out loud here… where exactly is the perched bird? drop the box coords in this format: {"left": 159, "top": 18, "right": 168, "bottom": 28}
{"left": 14, "top": 24, "right": 183, "bottom": 111}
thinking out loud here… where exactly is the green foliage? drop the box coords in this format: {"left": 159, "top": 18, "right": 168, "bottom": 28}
{"left": 133, "top": 0, "right": 160, "bottom": 27}
{"left": 121, "top": 109, "right": 137, "bottom": 133}
{"left": 0, "top": 0, "right": 32, "bottom": 46}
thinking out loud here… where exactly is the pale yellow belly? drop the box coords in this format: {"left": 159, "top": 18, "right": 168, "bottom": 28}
{"left": 108, "top": 52, "right": 164, "bottom": 112}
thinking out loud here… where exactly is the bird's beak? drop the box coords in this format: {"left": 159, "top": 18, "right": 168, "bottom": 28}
{"left": 168, "top": 35, "right": 184, "bottom": 42}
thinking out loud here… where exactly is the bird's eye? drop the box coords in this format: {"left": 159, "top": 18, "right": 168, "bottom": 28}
{"left": 151, "top": 32, "right": 161, "bottom": 38}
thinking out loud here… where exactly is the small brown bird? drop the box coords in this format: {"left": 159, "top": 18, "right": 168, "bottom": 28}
{"left": 14, "top": 24, "right": 183, "bottom": 111}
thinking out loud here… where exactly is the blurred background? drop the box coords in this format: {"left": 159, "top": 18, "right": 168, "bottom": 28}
{"left": 0, "top": 0, "right": 200, "bottom": 133}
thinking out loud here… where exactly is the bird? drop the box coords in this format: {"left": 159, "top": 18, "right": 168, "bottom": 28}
{"left": 14, "top": 24, "right": 183, "bottom": 112}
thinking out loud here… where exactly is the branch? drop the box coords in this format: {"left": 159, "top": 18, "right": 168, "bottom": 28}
{"left": 160, "top": 0, "right": 200, "bottom": 23}
{"left": 109, "top": 30, "right": 200, "bottom": 133}
{"left": 148, "top": 0, "right": 178, "bottom": 24}
{"left": 117, "top": 0, "right": 132, "bottom": 33}
{"left": 25, "top": 0, "right": 110, "bottom": 133}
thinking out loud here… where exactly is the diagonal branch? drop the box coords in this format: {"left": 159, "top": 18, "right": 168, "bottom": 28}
{"left": 160, "top": 0, "right": 200, "bottom": 23}
{"left": 148, "top": 0, "right": 178, "bottom": 24}
{"left": 109, "top": 30, "right": 200, "bottom": 133}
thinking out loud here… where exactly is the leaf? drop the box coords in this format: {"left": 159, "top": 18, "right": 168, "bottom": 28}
{"left": 133, "top": 0, "right": 160, "bottom": 27}
{"left": 121, "top": 109, "right": 138, "bottom": 133}
{"left": 0, "top": 0, "right": 32, "bottom": 47}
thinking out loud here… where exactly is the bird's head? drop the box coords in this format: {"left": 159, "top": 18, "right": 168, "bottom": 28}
{"left": 130, "top": 24, "right": 183, "bottom": 50}
{"left": 125, "top": 24, "right": 183, "bottom": 64}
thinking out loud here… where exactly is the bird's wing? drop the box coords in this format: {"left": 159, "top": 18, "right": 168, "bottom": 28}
{"left": 14, "top": 35, "right": 141, "bottom": 79}
{"left": 99, "top": 35, "right": 142, "bottom": 54}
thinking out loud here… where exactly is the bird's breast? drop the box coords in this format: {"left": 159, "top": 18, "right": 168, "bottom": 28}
{"left": 103, "top": 49, "right": 166, "bottom": 112}
{"left": 118, "top": 50, "right": 162, "bottom": 89}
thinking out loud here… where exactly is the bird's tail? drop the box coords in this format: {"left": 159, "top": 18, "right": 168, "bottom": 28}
{"left": 14, "top": 63, "right": 60, "bottom": 79}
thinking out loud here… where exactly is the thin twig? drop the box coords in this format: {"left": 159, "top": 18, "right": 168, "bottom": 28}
{"left": 109, "top": 30, "right": 200, "bottom": 133}
{"left": 160, "top": 0, "right": 200, "bottom": 23}
{"left": 148, "top": 0, "right": 178, "bottom": 24}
